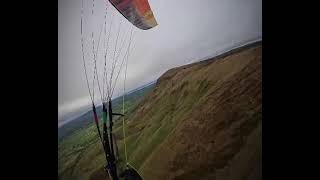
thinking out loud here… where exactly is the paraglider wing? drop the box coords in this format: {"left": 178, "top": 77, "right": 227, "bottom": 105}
{"left": 108, "top": 0, "right": 158, "bottom": 30}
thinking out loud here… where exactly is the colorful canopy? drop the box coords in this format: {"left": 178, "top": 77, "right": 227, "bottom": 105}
{"left": 108, "top": 0, "right": 158, "bottom": 30}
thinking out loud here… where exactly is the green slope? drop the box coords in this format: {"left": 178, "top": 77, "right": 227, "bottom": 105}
{"left": 119, "top": 43, "right": 262, "bottom": 180}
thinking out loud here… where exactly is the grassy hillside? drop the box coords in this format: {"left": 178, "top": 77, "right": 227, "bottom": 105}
{"left": 59, "top": 41, "right": 262, "bottom": 180}
{"left": 112, "top": 42, "right": 262, "bottom": 180}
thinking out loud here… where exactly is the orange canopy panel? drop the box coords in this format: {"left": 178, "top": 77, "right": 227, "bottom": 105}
{"left": 108, "top": 0, "right": 158, "bottom": 30}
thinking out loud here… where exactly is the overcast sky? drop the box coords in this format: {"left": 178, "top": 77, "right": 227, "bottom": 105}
{"left": 58, "top": 0, "right": 262, "bottom": 125}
